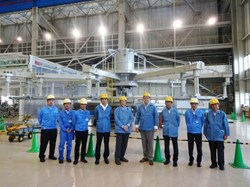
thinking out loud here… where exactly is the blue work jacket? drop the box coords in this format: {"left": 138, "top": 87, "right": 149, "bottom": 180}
{"left": 135, "top": 102, "right": 158, "bottom": 131}
{"left": 185, "top": 109, "right": 204, "bottom": 134}
{"left": 59, "top": 109, "right": 75, "bottom": 132}
{"left": 72, "top": 109, "right": 90, "bottom": 131}
{"left": 203, "top": 109, "right": 230, "bottom": 141}
{"left": 94, "top": 104, "right": 112, "bottom": 133}
{"left": 38, "top": 105, "right": 58, "bottom": 130}
{"left": 114, "top": 106, "right": 134, "bottom": 134}
{"left": 161, "top": 107, "right": 180, "bottom": 137}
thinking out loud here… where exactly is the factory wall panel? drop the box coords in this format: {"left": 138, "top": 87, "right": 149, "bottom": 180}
{"left": 53, "top": 12, "right": 118, "bottom": 38}
{"left": 127, "top": 1, "right": 219, "bottom": 49}
{"left": 1, "top": 24, "right": 31, "bottom": 43}
{"left": 0, "top": 0, "right": 222, "bottom": 51}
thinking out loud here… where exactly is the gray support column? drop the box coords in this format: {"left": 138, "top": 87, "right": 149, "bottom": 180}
{"left": 62, "top": 84, "right": 65, "bottom": 97}
{"left": 5, "top": 76, "right": 11, "bottom": 96}
{"left": 223, "top": 77, "right": 230, "bottom": 98}
{"left": 231, "top": 0, "right": 245, "bottom": 113}
{"left": 181, "top": 73, "right": 187, "bottom": 96}
{"left": 96, "top": 80, "right": 100, "bottom": 97}
{"left": 118, "top": 0, "right": 125, "bottom": 49}
{"left": 38, "top": 78, "right": 43, "bottom": 97}
{"left": 171, "top": 82, "right": 174, "bottom": 96}
{"left": 51, "top": 82, "right": 54, "bottom": 95}
{"left": 27, "top": 79, "right": 31, "bottom": 96}
{"left": 31, "top": 7, "right": 39, "bottom": 55}
{"left": 19, "top": 82, "right": 24, "bottom": 121}
{"left": 45, "top": 82, "right": 49, "bottom": 96}
{"left": 87, "top": 78, "right": 92, "bottom": 97}
{"left": 193, "top": 70, "right": 200, "bottom": 96}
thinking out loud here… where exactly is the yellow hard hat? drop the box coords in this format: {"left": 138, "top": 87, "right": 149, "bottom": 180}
{"left": 209, "top": 98, "right": 219, "bottom": 105}
{"left": 190, "top": 98, "right": 199, "bottom": 104}
{"left": 100, "top": 93, "right": 108, "bottom": 99}
{"left": 165, "top": 96, "right": 173, "bottom": 102}
{"left": 119, "top": 96, "right": 127, "bottom": 101}
{"left": 143, "top": 92, "right": 151, "bottom": 97}
{"left": 63, "top": 98, "right": 71, "bottom": 104}
{"left": 79, "top": 98, "right": 87, "bottom": 105}
{"left": 47, "top": 94, "right": 55, "bottom": 100}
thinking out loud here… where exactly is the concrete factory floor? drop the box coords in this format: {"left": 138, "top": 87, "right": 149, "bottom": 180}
{"left": 0, "top": 116, "right": 250, "bottom": 187}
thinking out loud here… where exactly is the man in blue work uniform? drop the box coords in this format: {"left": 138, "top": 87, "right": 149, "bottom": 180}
{"left": 58, "top": 98, "right": 74, "bottom": 164}
{"left": 72, "top": 98, "right": 90, "bottom": 165}
{"left": 94, "top": 93, "right": 112, "bottom": 165}
{"left": 114, "top": 96, "right": 134, "bottom": 165}
{"left": 38, "top": 94, "right": 58, "bottom": 162}
{"left": 185, "top": 98, "right": 204, "bottom": 167}
{"left": 204, "top": 98, "right": 230, "bottom": 171}
{"left": 160, "top": 96, "right": 180, "bottom": 167}
{"left": 135, "top": 92, "right": 158, "bottom": 166}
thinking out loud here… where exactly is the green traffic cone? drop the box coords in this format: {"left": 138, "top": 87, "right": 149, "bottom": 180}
{"left": 241, "top": 113, "right": 246, "bottom": 122}
{"left": 230, "top": 112, "right": 234, "bottom": 120}
{"left": 231, "top": 112, "right": 237, "bottom": 120}
{"left": 86, "top": 133, "right": 95, "bottom": 157}
{"left": 229, "top": 139, "right": 250, "bottom": 169}
{"left": 153, "top": 136, "right": 164, "bottom": 163}
{"left": 27, "top": 129, "right": 40, "bottom": 153}
{"left": 0, "top": 115, "right": 5, "bottom": 131}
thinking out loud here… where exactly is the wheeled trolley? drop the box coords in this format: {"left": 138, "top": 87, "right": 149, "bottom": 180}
{"left": 6, "top": 123, "right": 34, "bottom": 142}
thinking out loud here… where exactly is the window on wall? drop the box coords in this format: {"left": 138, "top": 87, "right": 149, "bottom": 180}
{"left": 244, "top": 2, "right": 250, "bottom": 35}
{"left": 245, "top": 93, "right": 250, "bottom": 106}
{"left": 248, "top": 54, "right": 250, "bottom": 69}
{"left": 244, "top": 54, "right": 250, "bottom": 71}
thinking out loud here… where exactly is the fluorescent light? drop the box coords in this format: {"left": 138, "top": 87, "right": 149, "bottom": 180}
{"left": 17, "top": 36, "right": 22, "bottom": 42}
{"left": 44, "top": 32, "right": 52, "bottom": 40}
{"left": 72, "top": 28, "right": 81, "bottom": 38}
{"left": 136, "top": 23, "right": 144, "bottom": 33}
{"left": 207, "top": 17, "right": 217, "bottom": 25}
{"left": 99, "top": 26, "right": 107, "bottom": 36}
{"left": 173, "top": 20, "right": 182, "bottom": 29}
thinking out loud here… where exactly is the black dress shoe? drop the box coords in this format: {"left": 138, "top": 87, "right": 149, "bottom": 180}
{"left": 81, "top": 159, "right": 88, "bottom": 163}
{"left": 188, "top": 161, "right": 193, "bottom": 166}
{"left": 149, "top": 160, "right": 154, "bottom": 165}
{"left": 173, "top": 162, "right": 178, "bottom": 167}
{"left": 197, "top": 163, "right": 201, "bottom": 167}
{"left": 210, "top": 164, "right": 217, "bottom": 169}
{"left": 59, "top": 160, "right": 64, "bottom": 164}
{"left": 115, "top": 160, "right": 121, "bottom": 165}
{"left": 40, "top": 158, "right": 45, "bottom": 162}
{"left": 67, "top": 159, "right": 72, "bottom": 163}
{"left": 104, "top": 159, "right": 109, "bottom": 164}
{"left": 73, "top": 161, "right": 78, "bottom": 165}
{"left": 139, "top": 158, "right": 148, "bottom": 163}
{"left": 219, "top": 166, "right": 225, "bottom": 171}
{"left": 120, "top": 157, "right": 129, "bottom": 162}
{"left": 164, "top": 160, "right": 170, "bottom": 165}
{"left": 49, "top": 156, "right": 57, "bottom": 160}
{"left": 95, "top": 160, "right": 99, "bottom": 165}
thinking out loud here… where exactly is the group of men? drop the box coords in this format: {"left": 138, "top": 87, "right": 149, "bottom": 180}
{"left": 38, "top": 92, "right": 230, "bottom": 171}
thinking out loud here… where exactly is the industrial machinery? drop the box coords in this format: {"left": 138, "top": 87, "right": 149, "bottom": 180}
{"left": 0, "top": 50, "right": 233, "bottom": 116}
